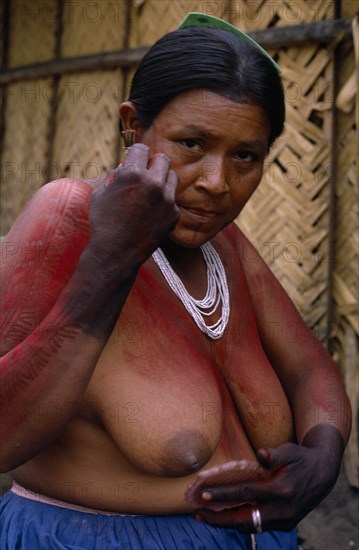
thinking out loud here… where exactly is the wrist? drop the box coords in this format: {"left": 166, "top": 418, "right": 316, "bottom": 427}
{"left": 79, "top": 242, "right": 141, "bottom": 285}
{"left": 60, "top": 246, "right": 139, "bottom": 339}
{"left": 302, "top": 424, "right": 345, "bottom": 450}
{"left": 302, "top": 424, "right": 345, "bottom": 481}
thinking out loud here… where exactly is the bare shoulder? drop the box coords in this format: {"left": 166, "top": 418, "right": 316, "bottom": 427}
{"left": 6, "top": 178, "right": 93, "bottom": 235}
{"left": 220, "top": 223, "right": 276, "bottom": 286}
{"left": 3, "top": 177, "right": 95, "bottom": 245}
{"left": 1, "top": 178, "right": 94, "bottom": 355}
{"left": 236, "top": 226, "right": 274, "bottom": 278}
{"left": 33, "top": 177, "right": 94, "bottom": 209}
{"left": 221, "top": 224, "right": 304, "bottom": 330}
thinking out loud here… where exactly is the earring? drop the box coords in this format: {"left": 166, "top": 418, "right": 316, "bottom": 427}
{"left": 121, "top": 129, "right": 136, "bottom": 158}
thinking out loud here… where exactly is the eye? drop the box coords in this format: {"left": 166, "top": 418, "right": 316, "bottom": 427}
{"left": 235, "top": 151, "right": 257, "bottom": 162}
{"left": 180, "top": 138, "right": 202, "bottom": 151}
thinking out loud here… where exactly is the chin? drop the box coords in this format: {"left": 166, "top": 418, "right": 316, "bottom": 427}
{"left": 167, "top": 217, "right": 233, "bottom": 248}
{"left": 167, "top": 229, "right": 215, "bottom": 249}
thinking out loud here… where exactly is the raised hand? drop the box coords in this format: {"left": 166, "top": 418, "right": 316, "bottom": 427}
{"left": 88, "top": 144, "right": 179, "bottom": 271}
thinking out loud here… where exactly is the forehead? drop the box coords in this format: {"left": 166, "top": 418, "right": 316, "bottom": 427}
{"left": 153, "top": 89, "right": 270, "bottom": 141}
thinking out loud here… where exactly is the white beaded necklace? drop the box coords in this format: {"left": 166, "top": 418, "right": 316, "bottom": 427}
{"left": 152, "top": 242, "right": 230, "bottom": 339}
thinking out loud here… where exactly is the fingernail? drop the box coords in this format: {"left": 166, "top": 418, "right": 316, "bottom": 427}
{"left": 201, "top": 491, "right": 212, "bottom": 501}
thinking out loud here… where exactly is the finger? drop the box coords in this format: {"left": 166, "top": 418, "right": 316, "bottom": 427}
{"left": 200, "top": 472, "right": 290, "bottom": 503}
{"left": 257, "top": 443, "right": 302, "bottom": 469}
{"left": 199, "top": 481, "right": 265, "bottom": 504}
{"left": 195, "top": 506, "right": 254, "bottom": 533}
{"left": 122, "top": 143, "right": 150, "bottom": 170}
{"left": 256, "top": 448, "right": 273, "bottom": 468}
{"left": 185, "top": 459, "right": 269, "bottom": 508}
{"left": 147, "top": 153, "right": 171, "bottom": 177}
{"left": 197, "top": 502, "right": 297, "bottom": 533}
{"left": 163, "top": 170, "right": 179, "bottom": 204}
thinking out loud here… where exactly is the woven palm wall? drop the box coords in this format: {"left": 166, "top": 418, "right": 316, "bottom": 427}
{"left": 0, "top": 0, "right": 358, "bottom": 485}
{"left": 333, "top": 12, "right": 358, "bottom": 488}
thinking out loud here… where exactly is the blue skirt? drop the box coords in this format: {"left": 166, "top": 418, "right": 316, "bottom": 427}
{"left": 0, "top": 490, "right": 298, "bottom": 549}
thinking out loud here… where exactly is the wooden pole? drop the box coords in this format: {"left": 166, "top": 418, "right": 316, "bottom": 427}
{"left": 325, "top": 1, "right": 341, "bottom": 350}
{"left": 0, "top": 19, "right": 353, "bottom": 85}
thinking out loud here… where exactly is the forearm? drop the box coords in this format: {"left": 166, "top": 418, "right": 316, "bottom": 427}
{"left": 0, "top": 248, "right": 138, "bottom": 471}
{"left": 290, "top": 362, "right": 352, "bottom": 447}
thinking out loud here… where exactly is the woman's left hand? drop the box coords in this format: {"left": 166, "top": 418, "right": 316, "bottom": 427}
{"left": 190, "top": 425, "right": 344, "bottom": 533}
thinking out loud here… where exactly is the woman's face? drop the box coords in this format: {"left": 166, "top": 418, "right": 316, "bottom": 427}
{"left": 139, "top": 89, "right": 270, "bottom": 248}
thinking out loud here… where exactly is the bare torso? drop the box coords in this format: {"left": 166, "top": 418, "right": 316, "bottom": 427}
{"left": 11, "top": 225, "right": 294, "bottom": 513}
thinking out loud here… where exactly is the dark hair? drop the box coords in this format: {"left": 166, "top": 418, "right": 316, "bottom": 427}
{"left": 129, "top": 27, "right": 285, "bottom": 148}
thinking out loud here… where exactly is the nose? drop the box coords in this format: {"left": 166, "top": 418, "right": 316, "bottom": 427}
{"left": 194, "top": 158, "right": 229, "bottom": 196}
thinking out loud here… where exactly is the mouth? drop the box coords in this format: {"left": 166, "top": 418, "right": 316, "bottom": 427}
{"left": 180, "top": 206, "right": 219, "bottom": 223}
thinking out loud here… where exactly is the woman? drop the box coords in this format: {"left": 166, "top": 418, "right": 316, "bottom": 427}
{"left": 0, "top": 13, "right": 351, "bottom": 550}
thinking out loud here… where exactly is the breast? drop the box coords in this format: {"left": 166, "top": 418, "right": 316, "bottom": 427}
{"left": 87, "top": 262, "right": 223, "bottom": 477}
{"left": 211, "top": 229, "right": 294, "bottom": 449}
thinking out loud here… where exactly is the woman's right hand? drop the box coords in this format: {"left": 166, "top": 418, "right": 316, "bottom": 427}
{"left": 88, "top": 143, "right": 180, "bottom": 270}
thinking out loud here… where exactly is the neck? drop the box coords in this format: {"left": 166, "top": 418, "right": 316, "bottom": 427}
{"left": 159, "top": 240, "right": 207, "bottom": 298}
{"left": 152, "top": 240, "right": 230, "bottom": 339}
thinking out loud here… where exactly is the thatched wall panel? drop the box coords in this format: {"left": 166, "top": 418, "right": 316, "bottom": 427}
{"left": 332, "top": 8, "right": 358, "bottom": 487}
{"left": 229, "top": 0, "right": 334, "bottom": 32}
{"left": 51, "top": 70, "right": 123, "bottom": 182}
{"left": 8, "top": 0, "right": 57, "bottom": 66}
{"left": 0, "top": 2, "right": 5, "bottom": 65}
{"left": 129, "top": 0, "right": 214, "bottom": 47}
{"left": 61, "top": 0, "right": 127, "bottom": 57}
{"left": 334, "top": 30, "right": 358, "bottom": 337}
{"left": 1, "top": 78, "right": 53, "bottom": 234}
{"left": 238, "top": 34, "right": 335, "bottom": 337}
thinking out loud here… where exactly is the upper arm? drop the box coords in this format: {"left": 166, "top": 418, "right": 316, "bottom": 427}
{"left": 236, "top": 229, "right": 336, "bottom": 393}
{"left": 232, "top": 227, "right": 351, "bottom": 443}
{"left": 1, "top": 178, "right": 92, "bottom": 356}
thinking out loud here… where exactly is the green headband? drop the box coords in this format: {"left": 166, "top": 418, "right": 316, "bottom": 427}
{"left": 178, "top": 13, "right": 281, "bottom": 73}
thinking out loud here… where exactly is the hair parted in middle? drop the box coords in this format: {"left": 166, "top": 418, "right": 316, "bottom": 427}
{"left": 128, "top": 26, "right": 285, "bottom": 149}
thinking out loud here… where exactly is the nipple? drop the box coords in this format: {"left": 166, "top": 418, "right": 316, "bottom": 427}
{"left": 158, "top": 429, "right": 213, "bottom": 477}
